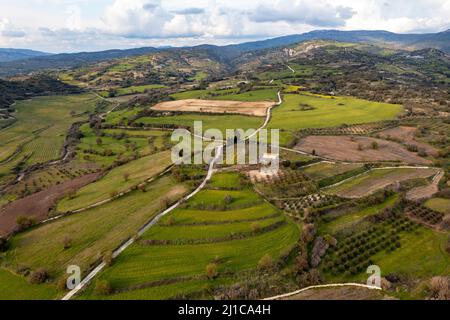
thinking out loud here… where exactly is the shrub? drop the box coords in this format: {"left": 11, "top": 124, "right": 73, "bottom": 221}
{"left": 103, "top": 251, "right": 113, "bottom": 267}
{"left": 206, "top": 263, "right": 219, "bottom": 279}
{"left": 95, "top": 280, "right": 113, "bottom": 296}
{"left": 29, "top": 268, "right": 49, "bottom": 284}
{"left": 251, "top": 222, "right": 261, "bottom": 233}
{"left": 258, "top": 254, "right": 275, "bottom": 270}
{"left": 123, "top": 173, "right": 130, "bottom": 181}
{"left": 16, "top": 216, "right": 36, "bottom": 232}
{"left": 371, "top": 141, "right": 379, "bottom": 150}
{"left": 224, "top": 195, "right": 233, "bottom": 205}
{"left": 63, "top": 237, "right": 73, "bottom": 250}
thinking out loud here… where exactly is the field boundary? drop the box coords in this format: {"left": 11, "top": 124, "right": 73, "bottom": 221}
{"left": 61, "top": 146, "right": 223, "bottom": 300}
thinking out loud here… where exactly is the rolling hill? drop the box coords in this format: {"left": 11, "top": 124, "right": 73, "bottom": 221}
{"left": 0, "top": 48, "right": 51, "bottom": 63}
{"left": 0, "top": 29, "right": 449, "bottom": 77}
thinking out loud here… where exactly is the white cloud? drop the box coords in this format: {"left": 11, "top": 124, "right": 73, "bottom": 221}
{"left": 0, "top": 0, "right": 449, "bottom": 52}
{"left": 249, "top": 0, "right": 355, "bottom": 27}
{"left": 0, "top": 18, "right": 26, "bottom": 38}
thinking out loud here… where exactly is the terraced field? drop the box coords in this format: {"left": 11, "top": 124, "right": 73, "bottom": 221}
{"left": 79, "top": 172, "right": 300, "bottom": 299}
{"left": 57, "top": 151, "right": 173, "bottom": 212}
{"left": 0, "top": 267, "right": 57, "bottom": 300}
{"left": 3, "top": 175, "right": 188, "bottom": 281}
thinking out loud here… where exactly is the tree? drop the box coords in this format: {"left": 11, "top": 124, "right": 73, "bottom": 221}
{"left": 16, "top": 216, "right": 36, "bottom": 232}
{"left": 63, "top": 237, "right": 73, "bottom": 250}
{"left": 29, "top": 268, "right": 49, "bottom": 284}
{"left": 371, "top": 141, "right": 379, "bottom": 150}
{"left": 206, "top": 263, "right": 219, "bottom": 279}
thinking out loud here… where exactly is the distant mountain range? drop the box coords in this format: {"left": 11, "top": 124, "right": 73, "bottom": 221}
{"left": 0, "top": 29, "right": 449, "bottom": 77}
{"left": 226, "top": 29, "right": 450, "bottom": 53}
{"left": 0, "top": 48, "right": 51, "bottom": 63}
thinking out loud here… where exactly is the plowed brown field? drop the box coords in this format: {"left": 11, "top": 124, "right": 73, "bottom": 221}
{"left": 152, "top": 99, "right": 274, "bottom": 117}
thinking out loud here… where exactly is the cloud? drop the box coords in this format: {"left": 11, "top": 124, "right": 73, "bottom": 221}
{"left": 249, "top": 0, "right": 355, "bottom": 27}
{"left": 172, "top": 8, "right": 205, "bottom": 15}
{"left": 0, "top": 0, "right": 449, "bottom": 52}
{"left": 0, "top": 18, "right": 26, "bottom": 38}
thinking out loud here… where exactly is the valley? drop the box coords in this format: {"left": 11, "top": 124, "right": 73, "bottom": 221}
{"left": 0, "top": 29, "right": 449, "bottom": 302}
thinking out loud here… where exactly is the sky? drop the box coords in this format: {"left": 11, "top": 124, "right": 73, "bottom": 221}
{"left": 0, "top": 0, "right": 449, "bottom": 53}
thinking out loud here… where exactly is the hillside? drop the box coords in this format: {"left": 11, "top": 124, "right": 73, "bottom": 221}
{"left": 0, "top": 29, "right": 449, "bottom": 78}
{"left": 0, "top": 47, "right": 159, "bottom": 77}
{"left": 0, "top": 49, "right": 50, "bottom": 63}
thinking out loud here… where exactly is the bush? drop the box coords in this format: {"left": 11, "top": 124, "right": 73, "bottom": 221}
{"left": 16, "top": 216, "right": 36, "bottom": 232}
{"left": 224, "top": 195, "right": 234, "bottom": 205}
{"left": 95, "top": 280, "right": 113, "bottom": 295}
{"left": 258, "top": 254, "right": 275, "bottom": 270}
{"left": 206, "top": 263, "right": 219, "bottom": 279}
{"left": 103, "top": 251, "right": 113, "bottom": 267}
{"left": 63, "top": 237, "right": 73, "bottom": 250}
{"left": 371, "top": 142, "right": 379, "bottom": 150}
{"left": 251, "top": 222, "right": 261, "bottom": 233}
{"left": 29, "top": 268, "right": 49, "bottom": 284}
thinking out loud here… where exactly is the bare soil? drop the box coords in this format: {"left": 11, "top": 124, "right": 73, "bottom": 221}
{"left": 281, "top": 287, "right": 387, "bottom": 300}
{"left": 295, "top": 136, "right": 431, "bottom": 165}
{"left": 331, "top": 168, "right": 438, "bottom": 199}
{"left": 406, "top": 171, "right": 444, "bottom": 201}
{"left": 0, "top": 173, "right": 101, "bottom": 237}
{"left": 152, "top": 99, "right": 274, "bottom": 117}
{"left": 378, "top": 126, "right": 439, "bottom": 157}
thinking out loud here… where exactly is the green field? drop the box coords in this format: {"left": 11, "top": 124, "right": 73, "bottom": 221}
{"left": 4, "top": 175, "right": 188, "bottom": 280}
{"left": 209, "top": 172, "right": 245, "bottom": 189}
{"left": 269, "top": 93, "right": 403, "bottom": 145}
{"left": 76, "top": 124, "right": 170, "bottom": 167}
{"left": 79, "top": 172, "right": 300, "bottom": 299}
{"left": 0, "top": 94, "right": 99, "bottom": 184}
{"left": 301, "top": 162, "right": 363, "bottom": 181}
{"left": 424, "top": 198, "right": 450, "bottom": 214}
{"left": 57, "top": 151, "right": 172, "bottom": 212}
{"left": 136, "top": 114, "right": 264, "bottom": 136}
{"left": 171, "top": 88, "right": 278, "bottom": 102}
{"left": 0, "top": 267, "right": 57, "bottom": 300}
{"left": 99, "top": 84, "right": 167, "bottom": 97}
{"left": 320, "top": 194, "right": 399, "bottom": 234}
